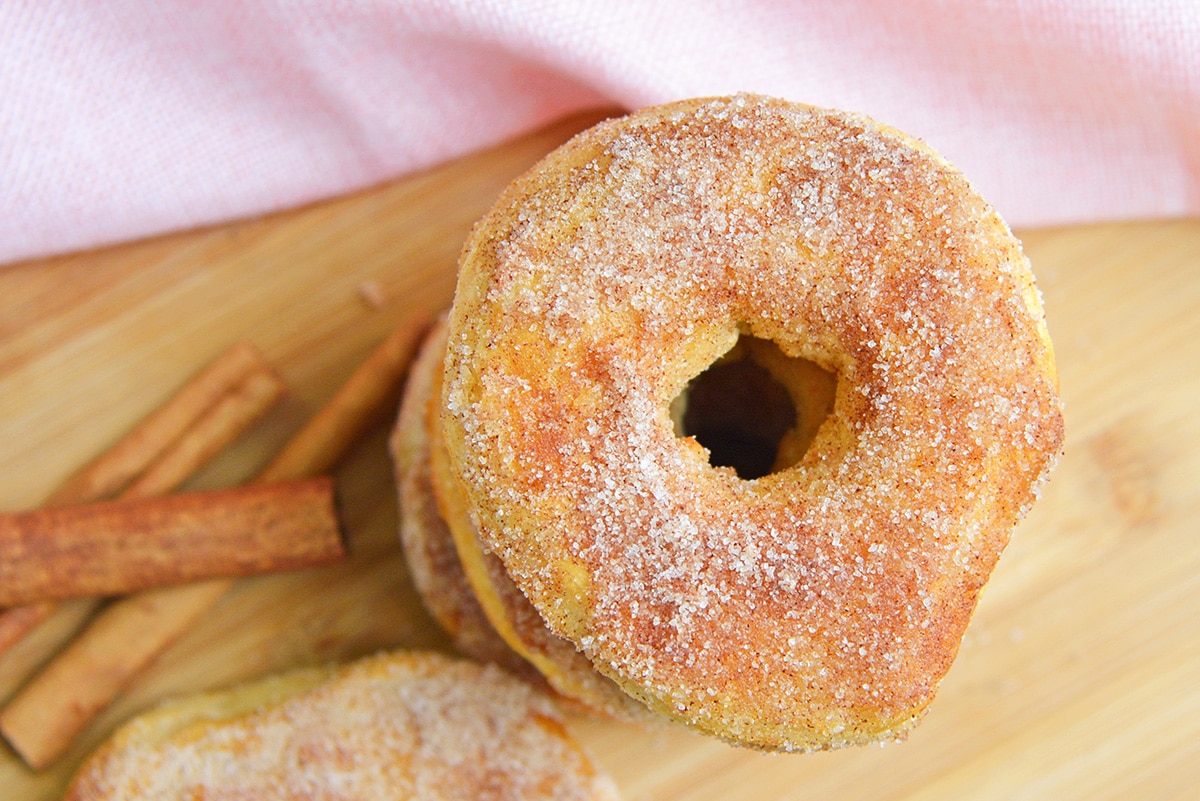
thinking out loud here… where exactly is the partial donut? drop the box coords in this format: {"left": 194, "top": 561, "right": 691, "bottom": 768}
{"left": 442, "top": 95, "right": 1065, "bottom": 751}
{"left": 390, "top": 317, "right": 536, "bottom": 681}
{"left": 63, "top": 651, "right": 621, "bottom": 801}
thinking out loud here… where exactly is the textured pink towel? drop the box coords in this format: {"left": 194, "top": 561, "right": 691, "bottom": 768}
{"left": 1, "top": 1, "right": 1197, "bottom": 265}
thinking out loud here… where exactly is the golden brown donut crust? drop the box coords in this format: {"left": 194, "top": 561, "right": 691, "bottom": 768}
{"left": 443, "top": 95, "right": 1064, "bottom": 751}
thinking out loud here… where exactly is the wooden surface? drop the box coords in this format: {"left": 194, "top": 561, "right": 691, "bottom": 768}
{"left": 2, "top": 109, "right": 1198, "bottom": 800}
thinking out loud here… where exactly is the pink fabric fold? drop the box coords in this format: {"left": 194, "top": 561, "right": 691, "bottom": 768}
{"left": 2, "top": 1, "right": 1197, "bottom": 265}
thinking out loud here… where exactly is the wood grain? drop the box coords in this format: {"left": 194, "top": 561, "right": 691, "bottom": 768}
{"left": 2, "top": 109, "right": 1198, "bottom": 800}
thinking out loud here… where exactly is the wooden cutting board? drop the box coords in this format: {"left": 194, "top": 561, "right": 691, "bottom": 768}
{"left": 1, "top": 110, "right": 1198, "bottom": 801}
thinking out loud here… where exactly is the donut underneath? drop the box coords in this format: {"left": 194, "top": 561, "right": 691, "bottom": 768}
{"left": 425, "top": 326, "right": 657, "bottom": 725}
{"left": 390, "top": 317, "right": 540, "bottom": 682}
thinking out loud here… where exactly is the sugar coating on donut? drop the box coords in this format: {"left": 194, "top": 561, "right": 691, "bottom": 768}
{"left": 64, "top": 651, "right": 621, "bottom": 801}
{"left": 443, "top": 95, "right": 1064, "bottom": 751}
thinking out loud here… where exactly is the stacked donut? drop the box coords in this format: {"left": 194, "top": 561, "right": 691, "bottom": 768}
{"left": 392, "top": 316, "right": 654, "bottom": 724}
{"left": 392, "top": 95, "right": 1064, "bottom": 752}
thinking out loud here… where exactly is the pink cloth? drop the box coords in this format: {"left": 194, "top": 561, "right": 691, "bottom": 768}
{"left": 2, "top": 1, "right": 1198, "bottom": 265}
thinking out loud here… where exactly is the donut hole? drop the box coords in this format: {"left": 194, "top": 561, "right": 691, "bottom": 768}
{"left": 670, "top": 337, "right": 837, "bottom": 480}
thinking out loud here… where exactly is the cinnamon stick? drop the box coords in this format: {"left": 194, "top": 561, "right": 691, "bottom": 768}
{"left": 0, "top": 345, "right": 284, "bottom": 660}
{"left": 259, "top": 318, "right": 430, "bottom": 482}
{"left": 0, "top": 581, "right": 230, "bottom": 771}
{"left": 0, "top": 318, "right": 427, "bottom": 769}
{"left": 48, "top": 343, "right": 271, "bottom": 507}
{"left": 118, "top": 369, "right": 287, "bottom": 500}
{"left": 0, "top": 478, "right": 344, "bottom": 607}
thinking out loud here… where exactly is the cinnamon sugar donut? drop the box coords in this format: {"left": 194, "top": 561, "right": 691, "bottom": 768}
{"left": 64, "top": 651, "right": 621, "bottom": 801}
{"left": 442, "top": 95, "right": 1064, "bottom": 751}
